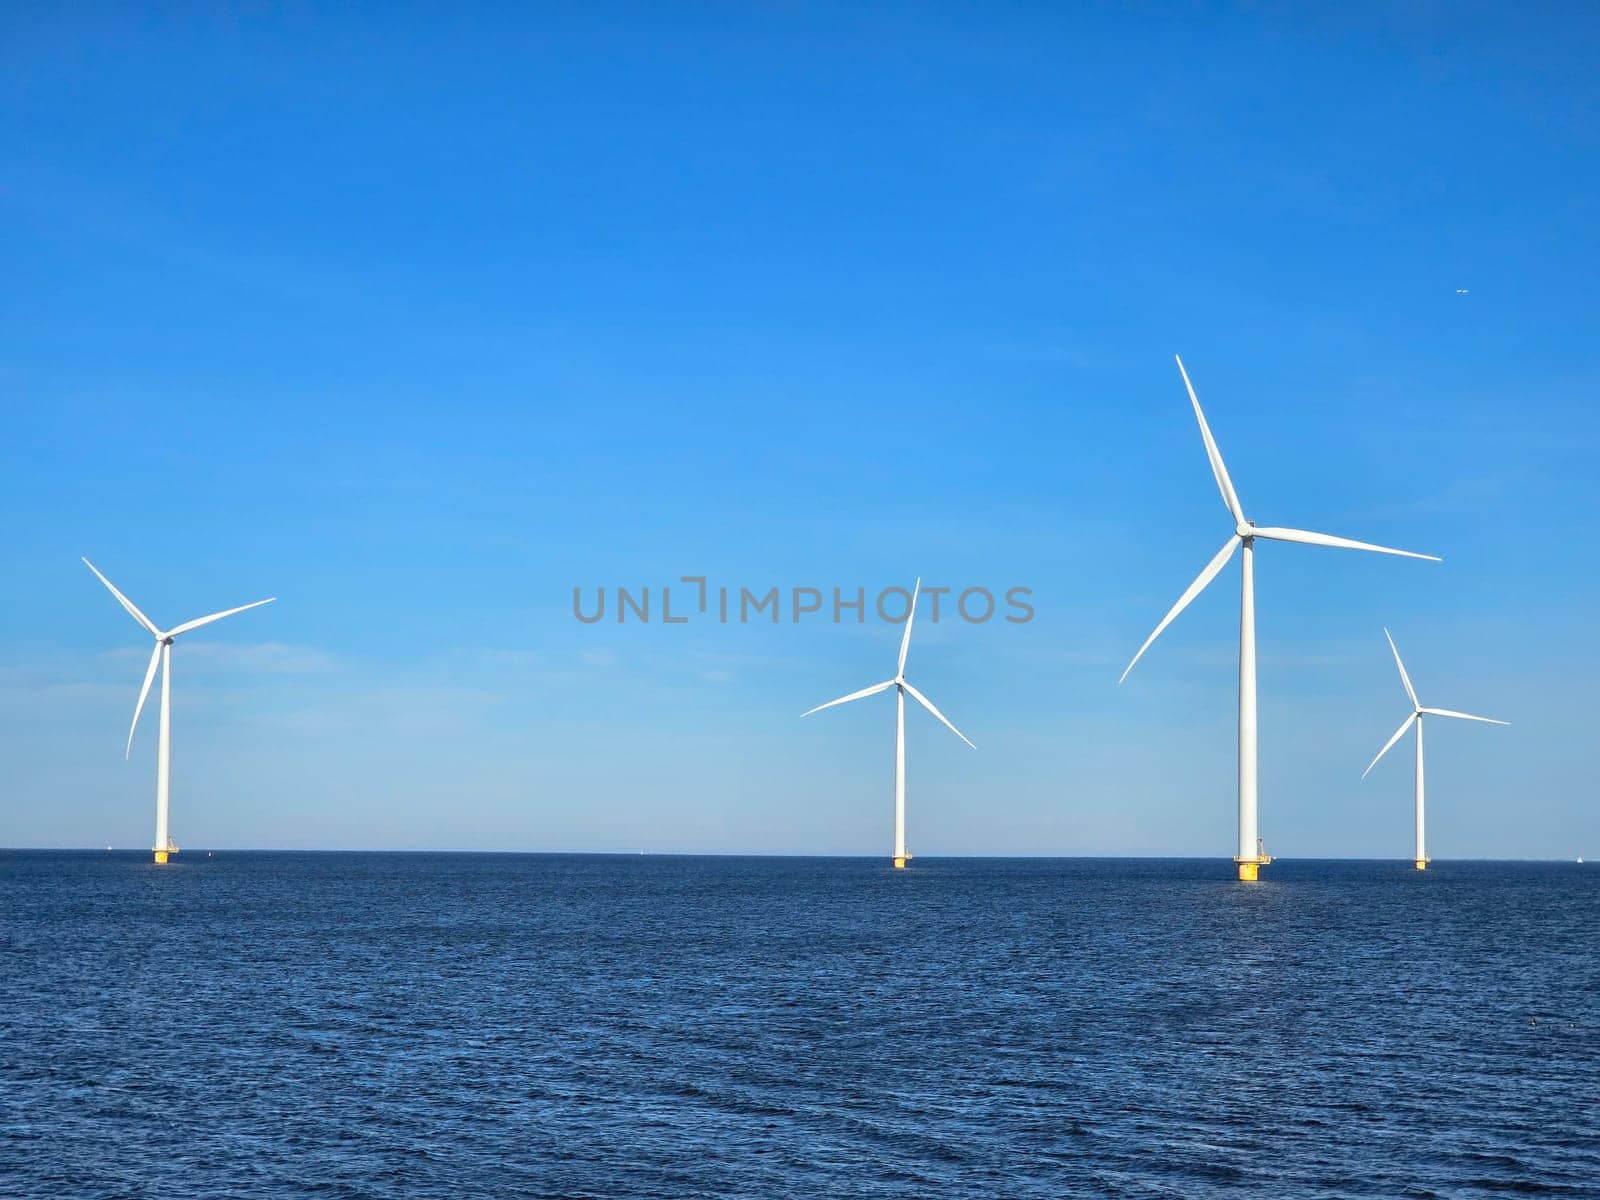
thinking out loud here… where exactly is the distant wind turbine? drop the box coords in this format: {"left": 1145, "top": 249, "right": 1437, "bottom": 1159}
{"left": 1120, "top": 356, "right": 1440, "bottom": 880}
{"left": 803, "top": 578, "right": 974, "bottom": 869}
{"left": 1362, "top": 628, "right": 1507, "bottom": 870}
{"left": 83, "top": 558, "right": 275, "bottom": 864}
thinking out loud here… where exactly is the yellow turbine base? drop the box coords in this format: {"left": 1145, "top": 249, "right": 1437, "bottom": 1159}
{"left": 892, "top": 856, "right": 907, "bottom": 870}
{"left": 1414, "top": 859, "right": 1428, "bottom": 871}
{"left": 1233, "top": 854, "right": 1270, "bottom": 882}
{"left": 153, "top": 850, "right": 170, "bottom": 865}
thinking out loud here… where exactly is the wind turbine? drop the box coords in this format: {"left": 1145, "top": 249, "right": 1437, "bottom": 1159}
{"left": 1362, "top": 628, "right": 1507, "bottom": 870}
{"left": 803, "top": 578, "right": 974, "bottom": 869}
{"left": 1119, "top": 357, "right": 1440, "bottom": 880}
{"left": 83, "top": 558, "right": 275, "bottom": 864}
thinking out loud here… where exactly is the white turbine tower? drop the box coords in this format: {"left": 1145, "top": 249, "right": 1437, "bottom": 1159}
{"left": 1120, "top": 357, "right": 1440, "bottom": 881}
{"left": 83, "top": 558, "right": 275, "bottom": 864}
{"left": 803, "top": 578, "right": 974, "bottom": 869}
{"left": 1362, "top": 628, "right": 1507, "bottom": 870}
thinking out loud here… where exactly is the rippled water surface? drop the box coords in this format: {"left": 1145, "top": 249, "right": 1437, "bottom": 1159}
{"left": 3, "top": 853, "right": 1596, "bottom": 1197}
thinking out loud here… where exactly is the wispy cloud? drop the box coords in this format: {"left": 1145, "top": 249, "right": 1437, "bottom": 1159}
{"left": 175, "top": 641, "right": 338, "bottom": 675}
{"left": 96, "top": 641, "right": 336, "bottom": 675}
{"left": 257, "top": 682, "right": 511, "bottom": 735}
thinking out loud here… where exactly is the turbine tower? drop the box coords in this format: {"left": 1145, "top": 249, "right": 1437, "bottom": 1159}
{"left": 1362, "top": 628, "right": 1508, "bottom": 870}
{"left": 803, "top": 578, "right": 974, "bottom": 869}
{"left": 1120, "top": 357, "right": 1439, "bottom": 880}
{"left": 83, "top": 558, "right": 275, "bottom": 864}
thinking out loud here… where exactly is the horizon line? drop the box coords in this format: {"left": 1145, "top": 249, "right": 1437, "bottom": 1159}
{"left": 0, "top": 847, "right": 1584, "bottom": 863}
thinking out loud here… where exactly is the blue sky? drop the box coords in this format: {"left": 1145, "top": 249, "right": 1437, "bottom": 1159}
{"left": 3, "top": 4, "right": 1596, "bottom": 857}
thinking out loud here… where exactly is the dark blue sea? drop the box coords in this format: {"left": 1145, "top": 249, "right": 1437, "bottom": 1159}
{"left": 2, "top": 853, "right": 1596, "bottom": 1198}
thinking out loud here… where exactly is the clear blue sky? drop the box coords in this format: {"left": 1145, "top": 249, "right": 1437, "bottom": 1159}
{"left": 3, "top": 4, "right": 1596, "bottom": 857}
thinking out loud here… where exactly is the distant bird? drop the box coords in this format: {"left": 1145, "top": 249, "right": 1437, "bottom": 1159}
{"left": 1456, "top": 289, "right": 1469, "bottom": 294}
{"left": 1362, "top": 629, "right": 1507, "bottom": 871}
{"left": 803, "top": 578, "right": 974, "bottom": 869}
{"left": 83, "top": 558, "right": 275, "bottom": 865}
{"left": 1119, "top": 356, "right": 1439, "bottom": 881}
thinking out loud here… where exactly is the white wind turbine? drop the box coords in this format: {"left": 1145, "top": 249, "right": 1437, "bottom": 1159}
{"left": 1120, "top": 357, "right": 1440, "bottom": 880}
{"left": 83, "top": 558, "right": 275, "bottom": 864}
{"left": 803, "top": 578, "right": 974, "bottom": 869}
{"left": 1362, "top": 628, "right": 1507, "bottom": 870}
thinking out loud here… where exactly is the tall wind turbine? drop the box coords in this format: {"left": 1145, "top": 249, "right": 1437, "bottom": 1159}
{"left": 83, "top": 558, "right": 275, "bottom": 864}
{"left": 803, "top": 578, "right": 974, "bottom": 869}
{"left": 1120, "top": 357, "right": 1440, "bottom": 880}
{"left": 1362, "top": 628, "right": 1507, "bottom": 870}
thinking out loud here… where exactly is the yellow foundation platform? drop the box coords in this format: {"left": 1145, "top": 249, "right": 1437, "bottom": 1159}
{"left": 1414, "top": 858, "right": 1428, "bottom": 871}
{"left": 1234, "top": 855, "right": 1271, "bottom": 882}
{"left": 153, "top": 850, "right": 170, "bottom": 864}
{"left": 892, "top": 856, "right": 907, "bottom": 870}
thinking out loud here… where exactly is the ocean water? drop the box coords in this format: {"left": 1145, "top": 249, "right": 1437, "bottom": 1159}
{"left": 2, "top": 853, "right": 1596, "bottom": 1198}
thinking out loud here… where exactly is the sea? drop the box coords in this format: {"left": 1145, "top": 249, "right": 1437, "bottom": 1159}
{"left": 2, "top": 852, "right": 1595, "bottom": 1198}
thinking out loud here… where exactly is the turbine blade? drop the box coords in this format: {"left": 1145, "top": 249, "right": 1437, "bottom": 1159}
{"left": 897, "top": 577, "right": 921, "bottom": 678}
{"left": 126, "top": 642, "right": 162, "bottom": 759}
{"left": 1175, "top": 355, "right": 1245, "bottom": 525}
{"left": 82, "top": 558, "right": 159, "bottom": 636}
{"left": 802, "top": 679, "right": 895, "bottom": 718}
{"left": 1250, "top": 527, "right": 1440, "bottom": 562}
{"left": 1362, "top": 711, "right": 1418, "bottom": 779}
{"left": 1420, "top": 707, "right": 1509, "bottom": 725}
{"left": 901, "top": 680, "right": 975, "bottom": 749}
{"left": 166, "top": 597, "right": 276, "bottom": 638}
{"left": 1384, "top": 628, "right": 1418, "bottom": 708}
{"left": 1118, "top": 535, "right": 1241, "bottom": 684}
